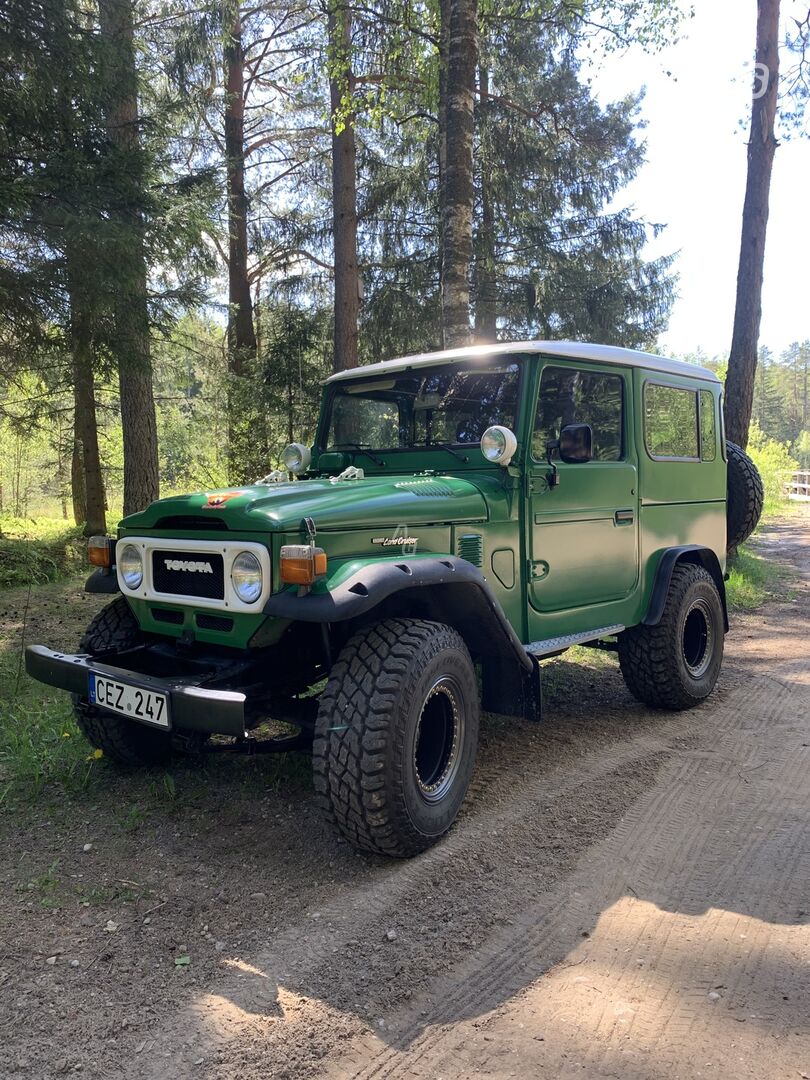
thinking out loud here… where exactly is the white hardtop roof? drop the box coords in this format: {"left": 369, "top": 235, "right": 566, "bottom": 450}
{"left": 325, "top": 340, "right": 720, "bottom": 385}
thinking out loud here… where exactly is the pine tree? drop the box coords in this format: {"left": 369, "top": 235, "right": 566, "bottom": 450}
{"left": 725, "top": 0, "right": 781, "bottom": 449}
{"left": 328, "top": 2, "right": 360, "bottom": 372}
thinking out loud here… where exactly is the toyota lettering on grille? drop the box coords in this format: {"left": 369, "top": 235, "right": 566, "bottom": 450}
{"left": 163, "top": 558, "right": 214, "bottom": 574}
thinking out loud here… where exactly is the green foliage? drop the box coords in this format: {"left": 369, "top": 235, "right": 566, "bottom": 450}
{"left": 0, "top": 517, "right": 85, "bottom": 587}
{"left": 672, "top": 343, "right": 810, "bottom": 473}
{"left": 152, "top": 315, "right": 229, "bottom": 491}
{"left": 747, "top": 423, "right": 798, "bottom": 511}
{"left": 795, "top": 430, "right": 810, "bottom": 469}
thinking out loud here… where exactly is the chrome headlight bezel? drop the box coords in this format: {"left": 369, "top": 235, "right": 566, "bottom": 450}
{"left": 231, "top": 550, "right": 263, "bottom": 604}
{"left": 480, "top": 425, "right": 518, "bottom": 467}
{"left": 282, "top": 442, "right": 312, "bottom": 474}
{"left": 119, "top": 544, "right": 144, "bottom": 591}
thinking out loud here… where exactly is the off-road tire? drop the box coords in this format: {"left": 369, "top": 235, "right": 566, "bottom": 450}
{"left": 618, "top": 564, "right": 724, "bottom": 711}
{"left": 313, "top": 618, "right": 480, "bottom": 857}
{"left": 726, "top": 440, "right": 764, "bottom": 552}
{"left": 73, "top": 597, "right": 172, "bottom": 766}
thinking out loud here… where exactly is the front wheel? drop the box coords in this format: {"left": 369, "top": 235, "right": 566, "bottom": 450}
{"left": 313, "top": 618, "right": 480, "bottom": 857}
{"left": 618, "top": 564, "right": 725, "bottom": 710}
{"left": 73, "top": 597, "right": 172, "bottom": 766}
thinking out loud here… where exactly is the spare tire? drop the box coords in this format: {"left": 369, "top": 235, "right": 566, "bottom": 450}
{"left": 726, "top": 441, "right": 764, "bottom": 551}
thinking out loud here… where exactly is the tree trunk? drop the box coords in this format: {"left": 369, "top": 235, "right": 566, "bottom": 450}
{"left": 98, "top": 0, "right": 160, "bottom": 514}
{"left": 223, "top": 7, "right": 257, "bottom": 481}
{"left": 329, "top": 3, "right": 360, "bottom": 373}
{"left": 71, "top": 438, "right": 87, "bottom": 528}
{"left": 725, "top": 0, "right": 780, "bottom": 449}
{"left": 224, "top": 8, "right": 256, "bottom": 371}
{"left": 437, "top": 0, "right": 449, "bottom": 341}
{"left": 474, "top": 64, "right": 496, "bottom": 343}
{"left": 56, "top": 415, "right": 69, "bottom": 520}
{"left": 68, "top": 265, "right": 106, "bottom": 536}
{"left": 440, "top": 0, "right": 478, "bottom": 348}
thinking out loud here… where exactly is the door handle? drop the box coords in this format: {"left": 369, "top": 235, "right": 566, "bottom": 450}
{"left": 614, "top": 509, "right": 634, "bottom": 525}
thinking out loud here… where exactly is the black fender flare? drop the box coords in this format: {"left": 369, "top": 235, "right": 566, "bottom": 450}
{"left": 264, "top": 555, "right": 539, "bottom": 719}
{"left": 644, "top": 545, "right": 728, "bottom": 632}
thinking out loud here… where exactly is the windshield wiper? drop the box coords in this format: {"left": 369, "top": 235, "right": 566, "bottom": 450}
{"left": 430, "top": 441, "right": 469, "bottom": 462}
{"left": 333, "top": 443, "right": 386, "bottom": 466}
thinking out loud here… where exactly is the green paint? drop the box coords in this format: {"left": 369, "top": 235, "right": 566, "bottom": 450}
{"left": 115, "top": 349, "right": 726, "bottom": 655}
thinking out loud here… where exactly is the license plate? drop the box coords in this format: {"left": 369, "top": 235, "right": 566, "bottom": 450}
{"left": 88, "top": 673, "right": 170, "bottom": 729}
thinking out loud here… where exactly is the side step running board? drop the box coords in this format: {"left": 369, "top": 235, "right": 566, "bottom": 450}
{"left": 526, "top": 624, "right": 625, "bottom": 658}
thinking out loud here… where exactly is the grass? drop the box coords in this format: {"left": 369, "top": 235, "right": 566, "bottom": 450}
{"left": 726, "top": 542, "right": 795, "bottom": 610}
{"left": 724, "top": 499, "right": 799, "bottom": 611}
{"left": 0, "top": 514, "right": 86, "bottom": 588}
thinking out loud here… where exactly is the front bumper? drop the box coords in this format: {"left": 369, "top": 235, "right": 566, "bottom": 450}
{"left": 25, "top": 645, "right": 246, "bottom": 737}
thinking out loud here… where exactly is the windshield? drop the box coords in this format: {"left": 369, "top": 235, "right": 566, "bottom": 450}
{"left": 323, "top": 361, "right": 520, "bottom": 453}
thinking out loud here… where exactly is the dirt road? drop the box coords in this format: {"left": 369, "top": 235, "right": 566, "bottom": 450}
{"left": 1, "top": 513, "right": 808, "bottom": 1080}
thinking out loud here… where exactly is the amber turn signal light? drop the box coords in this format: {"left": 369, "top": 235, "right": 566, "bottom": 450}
{"left": 87, "top": 536, "right": 113, "bottom": 568}
{"left": 279, "top": 544, "right": 327, "bottom": 586}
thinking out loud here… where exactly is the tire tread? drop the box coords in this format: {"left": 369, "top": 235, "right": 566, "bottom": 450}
{"left": 726, "top": 440, "right": 764, "bottom": 551}
{"left": 313, "top": 618, "right": 475, "bottom": 858}
{"left": 618, "top": 564, "right": 723, "bottom": 711}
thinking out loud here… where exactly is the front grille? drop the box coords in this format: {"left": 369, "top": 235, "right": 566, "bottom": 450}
{"left": 196, "top": 613, "right": 233, "bottom": 632}
{"left": 152, "top": 550, "right": 224, "bottom": 600}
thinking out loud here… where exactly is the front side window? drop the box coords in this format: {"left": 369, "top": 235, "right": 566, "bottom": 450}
{"left": 324, "top": 362, "right": 520, "bottom": 452}
{"left": 644, "top": 384, "right": 699, "bottom": 459}
{"left": 532, "top": 366, "right": 624, "bottom": 461}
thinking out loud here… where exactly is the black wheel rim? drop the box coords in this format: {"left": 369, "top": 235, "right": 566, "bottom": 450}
{"left": 413, "top": 677, "right": 464, "bottom": 803}
{"left": 682, "top": 598, "right": 714, "bottom": 678}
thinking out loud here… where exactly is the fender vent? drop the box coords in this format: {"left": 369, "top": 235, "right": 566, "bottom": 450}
{"left": 394, "top": 481, "right": 454, "bottom": 497}
{"left": 457, "top": 532, "right": 483, "bottom": 568}
{"left": 154, "top": 515, "right": 228, "bottom": 532}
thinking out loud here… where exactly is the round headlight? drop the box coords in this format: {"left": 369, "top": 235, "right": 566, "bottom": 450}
{"left": 282, "top": 442, "right": 312, "bottom": 475}
{"left": 231, "top": 551, "right": 263, "bottom": 604}
{"left": 119, "top": 544, "right": 143, "bottom": 590}
{"left": 480, "top": 425, "right": 518, "bottom": 466}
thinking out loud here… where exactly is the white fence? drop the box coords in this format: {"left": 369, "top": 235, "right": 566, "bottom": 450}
{"left": 785, "top": 471, "right": 810, "bottom": 501}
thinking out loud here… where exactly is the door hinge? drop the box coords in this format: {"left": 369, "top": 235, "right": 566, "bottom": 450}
{"left": 529, "top": 559, "right": 549, "bottom": 581}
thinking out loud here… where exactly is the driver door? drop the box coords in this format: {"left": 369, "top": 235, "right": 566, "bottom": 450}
{"left": 527, "top": 362, "right": 638, "bottom": 632}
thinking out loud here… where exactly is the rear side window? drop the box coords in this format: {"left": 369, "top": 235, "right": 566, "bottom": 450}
{"left": 699, "top": 390, "right": 716, "bottom": 461}
{"left": 644, "top": 384, "right": 698, "bottom": 459}
{"left": 533, "top": 366, "right": 624, "bottom": 461}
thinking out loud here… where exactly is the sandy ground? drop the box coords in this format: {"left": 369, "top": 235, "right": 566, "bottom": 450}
{"left": 0, "top": 511, "right": 808, "bottom": 1080}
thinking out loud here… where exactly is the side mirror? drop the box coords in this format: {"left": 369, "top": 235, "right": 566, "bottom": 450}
{"left": 559, "top": 423, "right": 593, "bottom": 464}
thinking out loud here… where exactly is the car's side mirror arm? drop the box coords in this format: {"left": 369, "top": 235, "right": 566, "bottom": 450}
{"left": 545, "top": 438, "right": 561, "bottom": 488}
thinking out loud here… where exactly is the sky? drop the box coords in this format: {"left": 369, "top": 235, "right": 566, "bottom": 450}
{"left": 589, "top": 0, "right": 810, "bottom": 361}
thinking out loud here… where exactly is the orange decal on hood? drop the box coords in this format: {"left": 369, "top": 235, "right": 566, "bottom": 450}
{"left": 203, "top": 492, "right": 241, "bottom": 509}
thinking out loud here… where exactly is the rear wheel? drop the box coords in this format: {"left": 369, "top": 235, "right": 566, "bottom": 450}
{"left": 73, "top": 598, "right": 172, "bottom": 766}
{"left": 618, "top": 564, "right": 724, "bottom": 710}
{"left": 313, "top": 618, "right": 480, "bottom": 857}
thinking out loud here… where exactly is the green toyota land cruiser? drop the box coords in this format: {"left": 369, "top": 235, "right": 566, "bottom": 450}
{"left": 26, "top": 342, "right": 763, "bottom": 857}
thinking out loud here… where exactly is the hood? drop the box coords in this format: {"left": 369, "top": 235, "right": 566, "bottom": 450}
{"left": 120, "top": 474, "right": 488, "bottom": 534}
